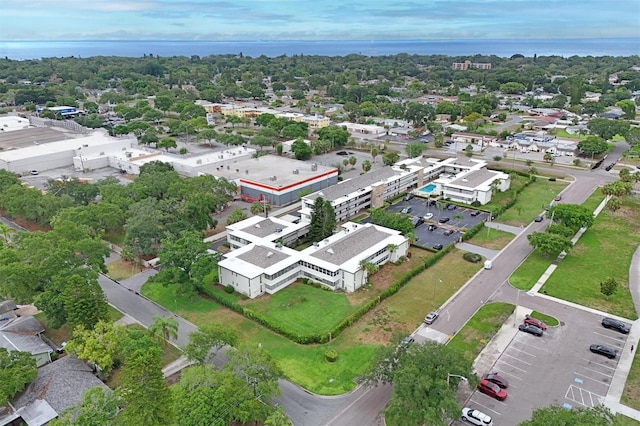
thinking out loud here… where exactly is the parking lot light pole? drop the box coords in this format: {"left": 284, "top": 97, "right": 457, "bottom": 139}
{"left": 447, "top": 374, "right": 468, "bottom": 386}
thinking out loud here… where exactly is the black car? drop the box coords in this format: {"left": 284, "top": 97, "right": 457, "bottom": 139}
{"left": 534, "top": 215, "right": 544, "bottom": 222}
{"left": 428, "top": 224, "right": 437, "bottom": 231}
{"left": 427, "top": 199, "right": 437, "bottom": 206}
{"left": 404, "top": 193, "right": 414, "bottom": 201}
{"left": 439, "top": 217, "right": 450, "bottom": 223}
{"left": 590, "top": 344, "right": 617, "bottom": 359}
{"left": 518, "top": 324, "right": 543, "bottom": 337}
{"left": 411, "top": 216, "right": 424, "bottom": 227}
{"left": 432, "top": 244, "right": 444, "bottom": 250}
{"left": 446, "top": 204, "right": 457, "bottom": 210}
{"left": 443, "top": 229, "right": 454, "bottom": 236}
{"left": 602, "top": 317, "right": 630, "bottom": 334}
{"left": 470, "top": 210, "right": 481, "bottom": 217}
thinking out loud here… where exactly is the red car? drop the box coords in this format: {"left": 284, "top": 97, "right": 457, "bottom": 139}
{"left": 524, "top": 315, "right": 547, "bottom": 330}
{"left": 482, "top": 373, "right": 509, "bottom": 389}
{"left": 477, "top": 378, "right": 507, "bottom": 401}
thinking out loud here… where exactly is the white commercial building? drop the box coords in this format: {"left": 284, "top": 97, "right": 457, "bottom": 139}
{"left": 219, "top": 220, "right": 408, "bottom": 298}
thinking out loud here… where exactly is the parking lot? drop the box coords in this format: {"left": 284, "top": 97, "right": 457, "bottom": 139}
{"left": 456, "top": 311, "right": 630, "bottom": 425}
{"left": 387, "top": 197, "right": 490, "bottom": 250}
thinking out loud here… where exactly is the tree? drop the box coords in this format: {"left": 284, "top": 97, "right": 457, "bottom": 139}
{"left": 600, "top": 277, "right": 618, "bottom": 299}
{"left": 195, "top": 128, "right": 218, "bottom": 146}
{"left": 616, "top": 99, "right": 636, "bottom": 120}
{"left": 587, "top": 118, "right": 630, "bottom": 140}
{"left": 543, "top": 152, "right": 553, "bottom": 162}
{"left": 602, "top": 181, "right": 632, "bottom": 197}
{"left": 0, "top": 347, "right": 38, "bottom": 405}
{"left": 464, "top": 144, "right": 474, "bottom": 157}
{"left": 148, "top": 315, "right": 179, "bottom": 346}
{"left": 359, "top": 259, "right": 378, "bottom": 286}
{"left": 406, "top": 142, "right": 424, "bottom": 158}
{"left": 66, "top": 321, "right": 128, "bottom": 377}
{"left": 51, "top": 387, "right": 120, "bottom": 426}
{"left": 548, "top": 204, "right": 594, "bottom": 231}
{"left": 265, "top": 406, "right": 293, "bottom": 426}
{"left": 308, "top": 197, "right": 336, "bottom": 242}
{"left": 371, "top": 146, "right": 379, "bottom": 163}
{"left": 626, "top": 127, "right": 640, "bottom": 146}
{"left": 117, "top": 348, "right": 173, "bottom": 426}
{"left": 364, "top": 341, "right": 474, "bottom": 426}
{"left": 433, "top": 132, "right": 444, "bottom": 148}
{"left": 607, "top": 196, "right": 622, "bottom": 212}
{"left": 173, "top": 364, "right": 268, "bottom": 426}
{"left": 61, "top": 274, "right": 109, "bottom": 330}
{"left": 518, "top": 404, "right": 613, "bottom": 426}
{"left": 317, "top": 125, "right": 349, "bottom": 147}
{"left": 185, "top": 323, "right": 237, "bottom": 364}
{"left": 291, "top": 138, "right": 312, "bottom": 160}
{"left": 527, "top": 232, "right": 573, "bottom": 256}
{"left": 362, "top": 160, "right": 372, "bottom": 172}
{"left": 226, "top": 208, "right": 248, "bottom": 225}
{"left": 226, "top": 344, "right": 282, "bottom": 405}
{"left": 157, "top": 137, "right": 177, "bottom": 151}
{"left": 348, "top": 155, "right": 357, "bottom": 169}
{"left": 382, "top": 151, "right": 400, "bottom": 166}
{"left": 577, "top": 136, "right": 610, "bottom": 157}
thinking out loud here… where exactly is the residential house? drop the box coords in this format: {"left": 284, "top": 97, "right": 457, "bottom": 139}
{"left": 0, "top": 316, "right": 53, "bottom": 367}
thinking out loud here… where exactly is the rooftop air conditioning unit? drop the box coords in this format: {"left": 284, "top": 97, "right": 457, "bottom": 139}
{"left": 275, "top": 243, "right": 283, "bottom": 249}
{"left": 99, "top": 152, "right": 104, "bottom": 155}
{"left": 275, "top": 228, "right": 283, "bottom": 233}
{"left": 245, "top": 170, "right": 249, "bottom": 174}
{"left": 227, "top": 165, "right": 230, "bottom": 170}
{"left": 273, "top": 176, "right": 277, "bottom": 181}
{"left": 125, "top": 152, "right": 132, "bottom": 158}
{"left": 196, "top": 159, "right": 202, "bottom": 164}
{"left": 313, "top": 242, "right": 319, "bottom": 247}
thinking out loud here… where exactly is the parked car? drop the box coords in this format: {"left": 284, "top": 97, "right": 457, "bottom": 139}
{"left": 461, "top": 407, "right": 493, "bottom": 426}
{"left": 443, "top": 229, "right": 454, "bottom": 236}
{"left": 29, "top": 170, "right": 39, "bottom": 175}
{"left": 404, "top": 193, "right": 414, "bottom": 201}
{"left": 411, "top": 216, "right": 424, "bottom": 227}
{"left": 602, "top": 317, "right": 630, "bottom": 334}
{"left": 554, "top": 195, "right": 562, "bottom": 201}
{"left": 439, "top": 217, "right": 450, "bottom": 223}
{"left": 482, "top": 373, "right": 509, "bottom": 389}
{"left": 336, "top": 151, "right": 350, "bottom": 156}
{"left": 398, "top": 336, "right": 415, "bottom": 349}
{"left": 524, "top": 315, "right": 547, "bottom": 330}
{"left": 470, "top": 210, "right": 481, "bottom": 217}
{"left": 424, "top": 311, "right": 439, "bottom": 324}
{"left": 424, "top": 213, "right": 434, "bottom": 220}
{"left": 432, "top": 244, "right": 444, "bottom": 250}
{"left": 477, "top": 378, "right": 507, "bottom": 401}
{"left": 427, "top": 199, "right": 437, "bottom": 206}
{"left": 428, "top": 224, "right": 437, "bottom": 231}
{"left": 518, "top": 324, "right": 543, "bottom": 337}
{"left": 590, "top": 344, "right": 617, "bottom": 359}
{"left": 401, "top": 206, "right": 412, "bottom": 214}
{"left": 534, "top": 215, "right": 544, "bottom": 222}
{"left": 446, "top": 204, "right": 457, "bottom": 210}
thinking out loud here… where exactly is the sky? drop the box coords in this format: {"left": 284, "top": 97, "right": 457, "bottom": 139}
{"left": 1, "top": 0, "right": 639, "bottom": 41}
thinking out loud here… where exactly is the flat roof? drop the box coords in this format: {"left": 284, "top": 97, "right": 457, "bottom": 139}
{"left": 307, "top": 166, "right": 399, "bottom": 202}
{"left": 0, "top": 125, "right": 77, "bottom": 151}
{"left": 311, "top": 225, "right": 390, "bottom": 266}
{"left": 208, "top": 155, "right": 337, "bottom": 190}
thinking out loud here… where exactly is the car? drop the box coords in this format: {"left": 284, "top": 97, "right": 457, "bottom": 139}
{"left": 427, "top": 199, "right": 437, "bottom": 206}
{"left": 443, "top": 229, "right": 454, "bottom": 236}
{"left": 636, "top": 165, "right": 640, "bottom": 170}
{"left": 29, "top": 170, "right": 39, "bottom": 175}
{"left": 428, "top": 224, "right": 437, "bottom": 231}
{"left": 470, "top": 210, "right": 481, "bottom": 217}
{"left": 424, "top": 311, "right": 439, "bottom": 324}
{"left": 447, "top": 205, "right": 457, "bottom": 211}
{"left": 482, "top": 373, "right": 509, "bottom": 389}
{"left": 411, "top": 216, "right": 424, "bottom": 227}
{"left": 524, "top": 314, "right": 547, "bottom": 330}
{"left": 401, "top": 206, "right": 412, "bottom": 214}
{"left": 336, "top": 151, "right": 349, "bottom": 156}
{"left": 432, "top": 244, "right": 444, "bottom": 250}
{"left": 461, "top": 407, "right": 494, "bottom": 426}
{"left": 554, "top": 195, "right": 562, "bottom": 201}
{"left": 590, "top": 344, "right": 617, "bottom": 359}
{"left": 518, "top": 324, "right": 543, "bottom": 337}
{"left": 439, "top": 217, "right": 450, "bottom": 223}
{"left": 477, "top": 378, "right": 507, "bottom": 401}
{"left": 602, "top": 317, "right": 630, "bottom": 334}
{"left": 398, "top": 336, "right": 415, "bottom": 348}
{"left": 534, "top": 215, "right": 544, "bottom": 222}
{"left": 404, "top": 193, "right": 414, "bottom": 201}
{"left": 424, "top": 213, "right": 434, "bottom": 220}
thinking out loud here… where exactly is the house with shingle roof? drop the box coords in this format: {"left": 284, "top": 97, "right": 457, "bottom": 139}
{"left": 0, "top": 316, "right": 52, "bottom": 367}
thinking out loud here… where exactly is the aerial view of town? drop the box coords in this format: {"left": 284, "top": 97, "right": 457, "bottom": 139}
{"left": 0, "top": 2, "right": 639, "bottom": 426}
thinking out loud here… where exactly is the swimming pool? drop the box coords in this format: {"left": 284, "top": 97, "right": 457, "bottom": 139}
{"left": 419, "top": 183, "right": 437, "bottom": 194}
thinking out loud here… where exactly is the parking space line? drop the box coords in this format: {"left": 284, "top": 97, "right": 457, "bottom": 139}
{"left": 565, "top": 385, "right": 604, "bottom": 408}
{"left": 468, "top": 399, "right": 503, "bottom": 415}
{"left": 592, "top": 330, "right": 626, "bottom": 341}
{"left": 577, "top": 365, "right": 614, "bottom": 379}
{"left": 495, "top": 360, "right": 527, "bottom": 373}
{"left": 502, "top": 352, "right": 532, "bottom": 366}
{"left": 574, "top": 372, "right": 614, "bottom": 385}
{"left": 580, "top": 358, "right": 617, "bottom": 371}
{"left": 511, "top": 339, "right": 546, "bottom": 352}
{"left": 505, "top": 346, "right": 537, "bottom": 357}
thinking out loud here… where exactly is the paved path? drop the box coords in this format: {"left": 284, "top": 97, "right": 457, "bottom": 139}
{"left": 484, "top": 221, "right": 523, "bottom": 235}
{"left": 454, "top": 242, "right": 500, "bottom": 260}
{"left": 119, "top": 268, "right": 158, "bottom": 293}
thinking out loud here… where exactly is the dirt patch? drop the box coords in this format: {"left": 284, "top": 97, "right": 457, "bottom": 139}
{"left": 2, "top": 214, "right": 50, "bottom": 232}
{"left": 348, "top": 305, "right": 407, "bottom": 345}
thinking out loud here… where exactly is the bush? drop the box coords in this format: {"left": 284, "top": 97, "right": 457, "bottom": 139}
{"left": 463, "top": 252, "right": 482, "bottom": 263}
{"left": 224, "top": 284, "right": 235, "bottom": 294}
{"left": 325, "top": 349, "right": 338, "bottom": 363}
{"left": 470, "top": 200, "right": 482, "bottom": 207}
{"left": 549, "top": 177, "right": 556, "bottom": 181}
{"left": 493, "top": 156, "right": 502, "bottom": 161}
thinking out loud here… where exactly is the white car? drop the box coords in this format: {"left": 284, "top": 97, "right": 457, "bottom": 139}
{"left": 424, "top": 311, "right": 439, "bottom": 325}
{"left": 461, "top": 407, "right": 493, "bottom": 426}
{"left": 424, "top": 213, "right": 434, "bottom": 220}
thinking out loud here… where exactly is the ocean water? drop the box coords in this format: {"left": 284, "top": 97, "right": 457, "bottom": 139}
{"left": 0, "top": 38, "right": 638, "bottom": 60}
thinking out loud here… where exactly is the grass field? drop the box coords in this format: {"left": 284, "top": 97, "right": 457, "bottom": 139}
{"left": 493, "top": 179, "right": 568, "bottom": 226}
{"left": 469, "top": 227, "right": 515, "bottom": 250}
{"left": 543, "top": 196, "right": 640, "bottom": 319}
{"left": 448, "top": 302, "right": 515, "bottom": 361}
{"left": 107, "top": 258, "right": 140, "bottom": 280}
{"left": 509, "top": 189, "right": 607, "bottom": 291}
{"left": 622, "top": 349, "right": 640, "bottom": 411}
{"left": 242, "top": 284, "right": 358, "bottom": 336}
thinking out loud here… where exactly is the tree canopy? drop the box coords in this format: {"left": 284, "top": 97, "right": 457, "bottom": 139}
{"left": 0, "top": 348, "right": 38, "bottom": 405}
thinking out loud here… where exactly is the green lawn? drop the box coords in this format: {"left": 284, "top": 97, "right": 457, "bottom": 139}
{"left": 242, "top": 284, "right": 358, "bottom": 336}
{"left": 493, "top": 179, "right": 568, "bottom": 226}
{"left": 622, "top": 347, "right": 640, "bottom": 411}
{"left": 530, "top": 311, "right": 559, "bottom": 327}
{"left": 107, "top": 259, "right": 140, "bottom": 281}
{"left": 448, "top": 302, "right": 515, "bottom": 361}
{"left": 468, "top": 227, "right": 514, "bottom": 250}
{"left": 509, "top": 188, "right": 607, "bottom": 291}
{"left": 543, "top": 196, "right": 640, "bottom": 319}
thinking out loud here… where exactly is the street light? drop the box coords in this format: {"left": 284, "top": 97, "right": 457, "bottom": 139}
{"left": 447, "top": 374, "right": 468, "bottom": 386}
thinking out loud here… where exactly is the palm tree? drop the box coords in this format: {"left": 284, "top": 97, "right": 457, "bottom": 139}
{"left": 359, "top": 259, "right": 378, "bottom": 287}
{"left": 148, "top": 315, "right": 179, "bottom": 346}
{"left": 436, "top": 200, "right": 447, "bottom": 219}
{"left": 0, "top": 223, "right": 13, "bottom": 243}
